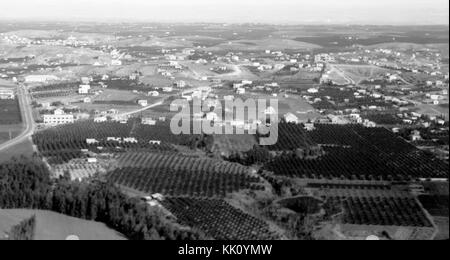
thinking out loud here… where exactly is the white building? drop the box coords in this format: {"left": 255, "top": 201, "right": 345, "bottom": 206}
{"left": 284, "top": 113, "right": 299, "bottom": 124}
{"left": 148, "top": 91, "right": 159, "bottom": 97}
{"left": 94, "top": 116, "right": 108, "bottom": 123}
{"left": 43, "top": 110, "right": 74, "bottom": 126}
{"left": 236, "top": 88, "right": 245, "bottom": 94}
{"left": 163, "top": 87, "right": 173, "bottom": 92}
{"left": 307, "top": 88, "right": 319, "bottom": 94}
{"left": 175, "top": 80, "right": 186, "bottom": 88}
{"left": 142, "top": 118, "right": 156, "bottom": 125}
{"left": 0, "top": 88, "right": 14, "bottom": 99}
{"left": 138, "top": 100, "right": 148, "bottom": 107}
{"left": 78, "top": 85, "right": 91, "bottom": 94}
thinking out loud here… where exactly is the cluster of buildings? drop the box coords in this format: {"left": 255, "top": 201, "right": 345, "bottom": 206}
{"left": 0, "top": 88, "right": 15, "bottom": 99}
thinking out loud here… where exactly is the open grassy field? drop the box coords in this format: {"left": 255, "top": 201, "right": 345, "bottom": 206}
{"left": 0, "top": 209, "right": 126, "bottom": 240}
{"left": 0, "top": 138, "right": 34, "bottom": 163}
{"left": 0, "top": 129, "right": 21, "bottom": 145}
{"left": 0, "top": 99, "right": 22, "bottom": 125}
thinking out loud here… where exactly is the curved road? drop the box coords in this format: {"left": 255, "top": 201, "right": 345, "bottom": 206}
{"left": 0, "top": 85, "right": 35, "bottom": 153}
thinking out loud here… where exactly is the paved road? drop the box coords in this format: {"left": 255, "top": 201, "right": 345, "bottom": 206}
{"left": 0, "top": 85, "right": 35, "bottom": 152}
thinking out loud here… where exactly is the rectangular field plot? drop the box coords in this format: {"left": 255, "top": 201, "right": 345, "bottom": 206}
{"left": 264, "top": 124, "right": 448, "bottom": 180}
{"left": 162, "top": 197, "right": 280, "bottom": 240}
{"left": 108, "top": 152, "right": 265, "bottom": 197}
{"left": 327, "top": 196, "right": 432, "bottom": 227}
{"left": 418, "top": 195, "right": 449, "bottom": 217}
{"left": 0, "top": 99, "right": 22, "bottom": 125}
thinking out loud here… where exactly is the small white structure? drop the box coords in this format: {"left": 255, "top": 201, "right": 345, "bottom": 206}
{"left": 87, "top": 158, "right": 98, "bottom": 163}
{"left": 236, "top": 87, "right": 245, "bottom": 94}
{"left": 307, "top": 88, "right": 319, "bottom": 94}
{"left": 142, "top": 118, "right": 157, "bottom": 125}
{"left": 163, "top": 87, "right": 173, "bottom": 92}
{"left": 94, "top": 116, "right": 108, "bottom": 123}
{"left": 148, "top": 91, "right": 159, "bottom": 97}
{"left": 284, "top": 113, "right": 299, "bottom": 124}
{"left": 78, "top": 85, "right": 91, "bottom": 94}
{"left": 175, "top": 80, "right": 186, "bottom": 88}
{"left": 86, "top": 139, "right": 99, "bottom": 145}
{"left": 138, "top": 100, "right": 148, "bottom": 107}
{"left": 304, "top": 123, "right": 315, "bottom": 131}
{"left": 0, "top": 88, "right": 14, "bottom": 99}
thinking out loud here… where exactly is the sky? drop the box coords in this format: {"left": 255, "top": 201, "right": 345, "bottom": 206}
{"left": 0, "top": 0, "right": 448, "bottom": 25}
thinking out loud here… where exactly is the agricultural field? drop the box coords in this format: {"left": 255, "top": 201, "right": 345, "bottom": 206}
{"left": 32, "top": 120, "right": 192, "bottom": 164}
{"left": 260, "top": 122, "right": 317, "bottom": 151}
{"left": 108, "top": 152, "right": 265, "bottom": 197}
{"left": 211, "top": 134, "right": 258, "bottom": 158}
{"left": 0, "top": 99, "right": 22, "bottom": 125}
{"left": 161, "top": 197, "right": 280, "bottom": 240}
{"left": 327, "top": 196, "right": 432, "bottom": 227}
{"left": 0, "top": 209, "right": 126, "bottom": 240}
{"left": 264, "top": 124, "right": 449, "bottom": 180}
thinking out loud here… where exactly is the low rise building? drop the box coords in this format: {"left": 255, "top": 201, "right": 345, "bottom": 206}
{"left": 43, "top": 110, "right": 74, "bottom": 126}
{"left": 0, "top": 88, "right": 14, "bottom": 99}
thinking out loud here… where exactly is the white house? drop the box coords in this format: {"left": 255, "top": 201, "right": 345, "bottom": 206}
{"left": 94, "top": 116, "right": 108, "bottom": 123}
{"left": 148, "top": 91, "right": 160, "bottom": 97}
{"left": 142, "top": 118, "right": 157, "bottom": 125}
{"left": 78, "top": 84, "right": 91, "bottom": 94}
{"left": 236, "top": 88, "right": 245, "bottom": 94}
{"left": 0, "top": 88, "right": 14, "bottom": 99}
{"left": 163, "top": 87, "right": 173, "bottom": 92}
{"left": 43, "top": 110, "right": 74, "bottom": 126}
{"left": 284, "top": 113, "right": 299, "bottom": 124}
{"left": 307, "top": 88, "right": 319, "bottom": 94}
{"left": 138, "top": 100, "right": 148, "bottom": 107}
{"left": 86, "top": 139, "right": 99, "bottom": 145}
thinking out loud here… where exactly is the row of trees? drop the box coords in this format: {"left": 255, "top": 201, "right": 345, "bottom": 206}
{"left": 0, "top": 156, "right": 208, "bottom": 240}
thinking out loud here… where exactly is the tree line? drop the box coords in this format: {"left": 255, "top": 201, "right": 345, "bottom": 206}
{"left": 0, "top": 156, "right": 208, "bottom": 240}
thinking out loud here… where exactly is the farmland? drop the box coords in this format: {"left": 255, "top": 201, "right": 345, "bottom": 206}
{"left": 108, "top": 152, "right": 265, "bottom": 197}
{"left": 0, "top": 99, "right": 21, "bottom": 125}
{"left": 31, "top": 120, "right": 204, "bottom": 164}
{"left": 264, "top": 124, "right": 448, "bottom": 180}
{"left": 162, "top": 197, "right": 280, "bottom": 240}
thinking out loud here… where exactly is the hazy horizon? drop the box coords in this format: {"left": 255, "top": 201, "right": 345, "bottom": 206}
{"left": 0, "top": 0, "right": 448, "bottom": 25}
